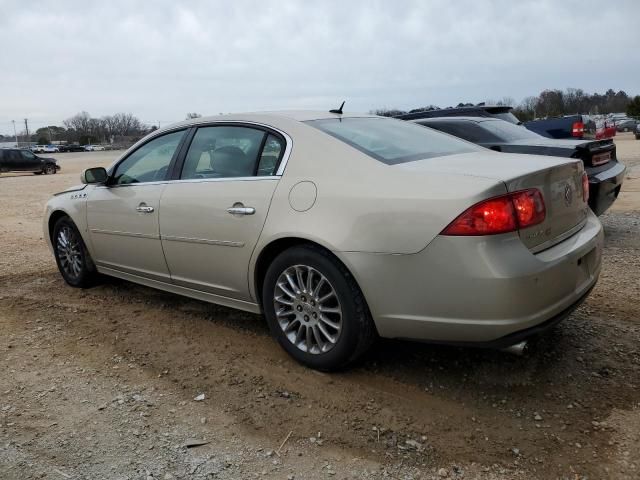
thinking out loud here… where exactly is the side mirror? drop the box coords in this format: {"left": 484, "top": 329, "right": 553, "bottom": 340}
{"left": 81, "top": 167, "right": 108, "bottom": 184}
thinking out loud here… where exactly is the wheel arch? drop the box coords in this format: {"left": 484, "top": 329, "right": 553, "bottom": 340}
{"left": 252, "top": 236, "right": 363, "bottom": 310}
{"left": 47, "top": 209, "right": 71, "bottom": 243}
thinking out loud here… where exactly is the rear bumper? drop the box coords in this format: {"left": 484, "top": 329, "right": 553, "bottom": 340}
{"left": 447, "top": 285, "right": 594, "bottom": 349}
{"left": 340, "top": 210, "right": 603, "bottom": 344}
{"left": 587, "top": 161, "right": 626, "bottom": 215}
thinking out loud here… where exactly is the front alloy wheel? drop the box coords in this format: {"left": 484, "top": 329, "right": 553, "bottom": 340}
{"left": 56, "top": 225, "right": 83, "bottom": 279}
{"left": 44, "top": 164, "right": 56, "bottom": 174}
{"left": 53, "top": 216, "right": 98, "bottom": 287}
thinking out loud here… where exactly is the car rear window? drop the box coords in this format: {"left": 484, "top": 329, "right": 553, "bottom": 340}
{"left": 305, "top": 117, "right": 480, "bottom": 165}
{"left": 479, "top": 119, "right": 543, "bottom": 142}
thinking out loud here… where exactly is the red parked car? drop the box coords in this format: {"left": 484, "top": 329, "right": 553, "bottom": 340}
{"left": 595, "top": 118, "right": 616, "bottom": 139}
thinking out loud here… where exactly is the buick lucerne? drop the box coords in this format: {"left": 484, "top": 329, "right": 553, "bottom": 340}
{"left": 44, "top": 111, "right": 603, "bottom": 370}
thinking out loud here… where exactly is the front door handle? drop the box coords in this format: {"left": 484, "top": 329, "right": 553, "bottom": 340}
{"left": 136, "top": 203, "right": 154, "bottom": 213}
{"left": 227, "top": 205, "right": 255, "bottom": 216}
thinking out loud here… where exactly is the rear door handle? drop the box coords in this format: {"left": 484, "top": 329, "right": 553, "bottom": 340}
{"left": 227, "top": 206, "right": 255, "bottom": 216}
{"left": 136, "top": 203, "right": 154, "bottom": 213}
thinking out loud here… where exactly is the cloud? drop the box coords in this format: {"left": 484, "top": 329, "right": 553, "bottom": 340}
{"left": 0, "top": 0, "right": 638, "bottom": 131}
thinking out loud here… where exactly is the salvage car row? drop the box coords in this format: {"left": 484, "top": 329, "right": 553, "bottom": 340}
{"left": 31, "top": 144, "right": 108, "bottom": 153}
{"left": 43, "top": 108, "right": 614, "bottom": 370}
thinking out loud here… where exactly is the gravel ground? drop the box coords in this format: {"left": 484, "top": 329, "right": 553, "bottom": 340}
{"left": 1, "top": 135, "right": 639, "bottom": 480}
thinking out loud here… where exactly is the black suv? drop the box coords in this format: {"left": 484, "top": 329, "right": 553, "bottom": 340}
{"left": 395, "top": 105, "right": 521, "bottom": 124}
{"left": 0, "top": 148, "right": 60, "bottom": 175}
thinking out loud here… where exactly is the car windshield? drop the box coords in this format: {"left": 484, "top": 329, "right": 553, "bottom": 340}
{"left": 480, "top": 120, "right": 543, "bottom": 142}
{"left": 305, "top": 117, "right": 481, "bottom": 165}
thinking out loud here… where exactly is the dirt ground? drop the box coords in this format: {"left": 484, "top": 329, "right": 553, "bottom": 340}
{"left": 1, "top": 135, "right": 639, "bottom": 480}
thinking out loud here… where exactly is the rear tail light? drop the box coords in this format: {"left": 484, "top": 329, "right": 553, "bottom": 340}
{"left": 582, "top": 172, "right": 589, "bottom": 203}
{"left": 571, "top": 121, "right": 584, "bottom": 137}
{"left": 442, "top": 189, "right": 546, "bottom": 236}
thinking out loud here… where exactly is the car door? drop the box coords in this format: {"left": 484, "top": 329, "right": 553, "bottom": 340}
{"left": 159, "top": 125, "right": 286, "bottom": 301}
{"left": 19, "top": 150, "right": 42, "bottom": 171}
{"left": 86, "top": 129, "right": 188, "bottom": 281}
{"left": 0, "top": 150, "right": 18, "bottom": 171}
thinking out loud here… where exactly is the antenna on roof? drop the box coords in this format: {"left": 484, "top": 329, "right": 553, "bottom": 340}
{"left": 330, "top": 101, "right": 345, "bottom": 115}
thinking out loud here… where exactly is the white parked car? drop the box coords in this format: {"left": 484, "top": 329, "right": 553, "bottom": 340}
{"left": 32, "top": 144, "right": 59, "bottom": 153}
{"left": 84, "top": 145, "right": 106, "bottom": 151}
{"left": 43, "top": 111, "right": 603, "bottom": 370}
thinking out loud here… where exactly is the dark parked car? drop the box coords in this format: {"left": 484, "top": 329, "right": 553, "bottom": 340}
{"left": 616, "top": 119, "right": 639, "bottom": 132}
{"left": 413, "top": 117, "right": 625, "bottom": 216}
{"left": 0, "top": 148, "right": 60, "bottom": 175}
{"left": 396, "top": 105, "right": 521, "bottom": 124}
{"left": 635, "top": 123, "right": 640, "bottom": 140}
{"left": 64, "top": 144, "right": 86, "bottom": 152}
{"left": 524, "top": 114, "right": 596, "bottom": 140}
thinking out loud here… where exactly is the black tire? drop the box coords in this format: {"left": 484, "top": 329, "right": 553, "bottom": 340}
{"left": 44, "top": 164, "right": 56, "bottom": 175}
{"left": 52, "top": 216, "right": 99, "bottom": 288}
{"left": 262, "top": 245, "right": 376, "bottom": 371}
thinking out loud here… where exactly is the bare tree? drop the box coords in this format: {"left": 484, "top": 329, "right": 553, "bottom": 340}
{"left": 63, "top": 111, "right": 92, "bottom": 141}
{"left": 102, "top": 115, "right": 119, "bottom": 143}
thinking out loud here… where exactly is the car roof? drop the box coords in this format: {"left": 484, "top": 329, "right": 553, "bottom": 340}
{"left": 395, "top": 105, "right": 513, "bottom": 121}
{"left": 165, "top": 110, "right": 377, "bottom": 129}
{"left": 412, "top": 116, "right": 493, "bottom": 124}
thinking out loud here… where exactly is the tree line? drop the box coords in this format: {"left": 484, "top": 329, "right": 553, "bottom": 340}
{"left": 0, "top": 112, "right": 154, "bottom": 146}
{"left": 0, "top": 112, "right": 209, "bottom": 145}
{"left": 373, "top": 88, "right": 640, "bottom": 121}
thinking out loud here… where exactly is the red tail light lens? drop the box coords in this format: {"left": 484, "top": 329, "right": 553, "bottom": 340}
{"left": 442, "top": 189, "right": 546, "bottom": 236}
{"left": 582, "top": 172, "right": 589, "bottom": 203}
{"left": 571, "top": 121, "right": 584, "bottom": 137}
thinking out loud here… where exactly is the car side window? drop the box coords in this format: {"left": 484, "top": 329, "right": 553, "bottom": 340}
{"left": 111, "top": 130, "right": 185, "bottom": 185}
{"left": 257, "top": 134, "right": 284, "bottom": 176}
{"left": 180, "top": 126, "right": 267, "bottom": 180}
{"left": 21, "top": 150, "right": 36, "bottom": 160}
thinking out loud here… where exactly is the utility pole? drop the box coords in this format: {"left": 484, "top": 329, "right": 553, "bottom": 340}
{"left": 47, "top": 126, "right": 53, "bottom": 143}
{"left": 12, "top": 120, "right": 18, "bottom": 146}
{"left": 24, "top": 118, "right": 29, "bottom": 145}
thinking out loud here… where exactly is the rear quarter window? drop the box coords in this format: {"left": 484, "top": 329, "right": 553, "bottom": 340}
{"left": 306, "top": 117, "right": 481, "bottom": 165}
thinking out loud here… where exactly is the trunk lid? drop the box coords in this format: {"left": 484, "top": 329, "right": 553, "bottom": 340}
{"left": 573, "top": 138, "right": 616, "bottom": 167}
{"left": 399, "top": 151, "right": 589, "bottom": 251}
{"left": 503, "top": 157, "right": 588, "bottom": 251}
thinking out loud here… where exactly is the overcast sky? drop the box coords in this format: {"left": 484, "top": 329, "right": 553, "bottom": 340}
{"left": 1, "top": 0, "right": 639, "bottom": 133}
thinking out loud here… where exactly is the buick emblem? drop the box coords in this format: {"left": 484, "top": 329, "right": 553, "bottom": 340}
{"left": 564, "top": 184, "right": 573, "bottom": 206}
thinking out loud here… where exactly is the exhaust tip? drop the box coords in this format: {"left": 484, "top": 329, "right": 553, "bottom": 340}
{"left": 501, "top": 340, "right": 528, "bottom": 356}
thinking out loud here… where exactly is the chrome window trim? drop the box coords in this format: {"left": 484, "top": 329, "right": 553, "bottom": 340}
{"left": 95, "top": 176, "right": 280, "bottom": 189}
{"left": 183, "top": 120, "right": 292, "bottom": 176}
{"left": 107, "top": 120, "right": 293, "bottom": 182}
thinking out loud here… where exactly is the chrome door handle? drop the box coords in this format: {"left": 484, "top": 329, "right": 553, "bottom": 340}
{"left": 227, "top": 206, "right": 255, "bottom": 216}
{"left": 136, "top": 204, "right": 154, "bottom": 213}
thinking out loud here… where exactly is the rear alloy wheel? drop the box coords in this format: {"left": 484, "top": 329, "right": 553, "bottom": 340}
{"left": 274, "top": 265, "right": 343, "bottom": 355}
{"left": 44, "top": 164, "right": 56, "bottom": 175}
{"left": 52, "top": 216, "right": 98, "bottom": 288}
{"left": 263, "top": 245, "right": 376, "bottom": 371}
